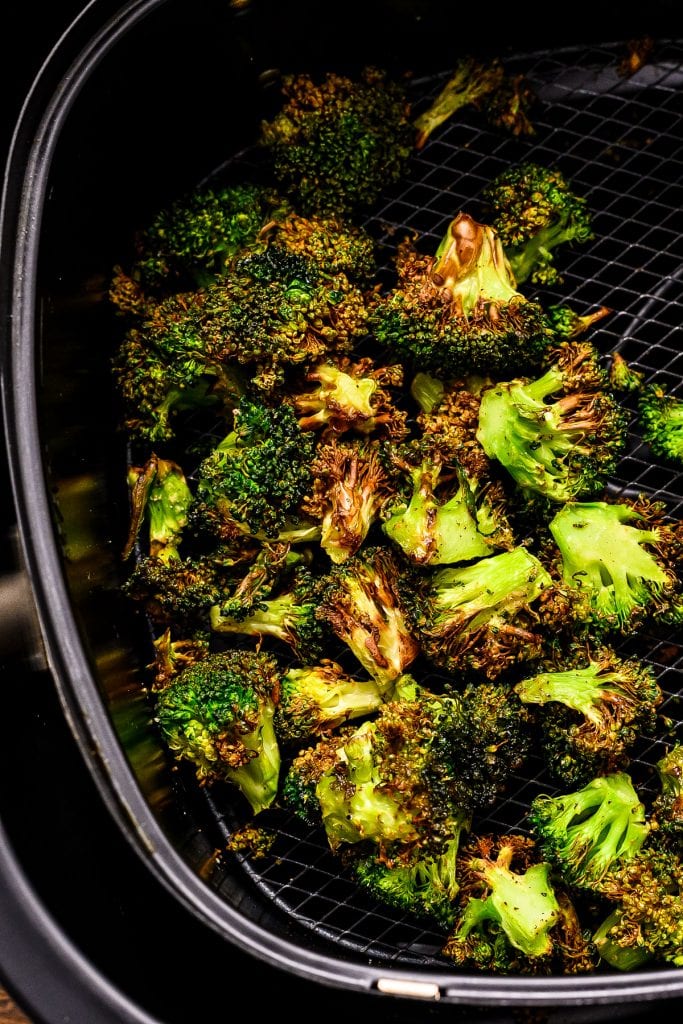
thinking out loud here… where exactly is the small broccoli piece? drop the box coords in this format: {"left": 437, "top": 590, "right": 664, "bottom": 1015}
{"left": 150, "top": 628, "right": 210, "bottom": 691}
{"left": 548, "top": 497, "right": 683, "bottom": 638}
{"left": 651, "top": 744, "right": 683, "bottom": 845}
{"left": 443, "top": 833, "right": 596, "bottom": 974}
{"left": 515, "top": 646, "right": 662, "bottom": 787}
{"left": 593, "top": 845, "right": 683, "bottom": 969}
{"left": 407, "top": 546, "right": 556, "bottom": 679}
{"left": 190, "top": 397, "right": 317, "bottom": 542}
{"left": 380, "top": 437, "right": 513, "bottom": 566}
{"left": 371, "top": 213, "right": 556, "bottom": 379}
{"left": 482, "top": 163, "right": 594, "bottom": 287}
{"left": 291, "top": 357, "right": 408, "bottom": 440}
{"left": 413, "top": 57, "right": 534, "bottom": 149}
{"left": 260, "top": 208, "right": 378, "bottom": 284}
{"left": 210, "top": 566, "right": 328, "bottom": 663}
{"left": 476, "top": 341, "right": 628, "bottom": 503}
{"left": 317, "top": 545, "right": 420, "bottom": 691}
{"left": 155, "top": 650, "right": 281, "bottom": 815}
{"left": 274, "top": 660, "right": 386, "bottom": 744}
{"left": 609, "top": 352, "right": 644, "bottom": 394}
{"left": 638, "top": 382, "right": 683, "bottom": 465}
{"left": 301, "top": 439, "right": 392, "bottom": 563}
{"left": 260, "top": 67, "right": 413, "bottom": 218}
{"left": 415, "top": 375, "right": 492, "bottom": 480}
{"left": 210, "top": 541, "right": 308, "bottom": 621}
{"left": 547, "top": 303, "right": 612, "bottom": 340}
{"left": 122, "top": 454, "right": 194, "bottom": 562}
{"left": 225, "top": 823, "right": 277, "bottom": 861}
{"left": 617, "top": 36, "right": 655, "bottom": 78}
{"left": 528, "top": 771, "right": 650, "bottom": 890}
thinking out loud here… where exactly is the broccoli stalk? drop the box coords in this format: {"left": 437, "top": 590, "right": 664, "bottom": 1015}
{"left": 638, "top": 382, "right": 683, "bottom": 465}
{"left": 274, "top": 660, "right": 386, "bottom": 744}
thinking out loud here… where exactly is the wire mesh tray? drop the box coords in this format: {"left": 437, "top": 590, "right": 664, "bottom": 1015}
{"left": 150, "top": 38, "right": 683, "bottom": 971}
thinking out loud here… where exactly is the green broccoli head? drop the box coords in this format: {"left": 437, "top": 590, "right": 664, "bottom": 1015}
{"left": 638, "top": 382, "right": 683, "bottom": 466}
{"left": 609, "top": 352, "right": 644, "bottom": 394}
{"left": 260, "top": 66, "right": 413, "bottom": 218}
{"left": 515, "top": 646, "right": 662, "bottom": 787}
{"left": 274, "top": 659, "right": 385, "bottom": 745}
{"left": 651, "top": 744, "right": 683, "bottom": 846}
{"left": 547, "top": 303, "right": 612, "bottom": 340}
{"left": 261, "top": 208, "right": 378, "bottom": 284}
{"left": 155, "top": 649, "right": 282, "bottom": 815}
{"left": 123, "top": 454, "right": 194, "bottom": 563}
{"left": 482, "top": 162, "right": 594, "bottom": 286}
{"left": 371, "top": 213, "right": 556, "bottom": 379}
{"left": 528, "top": 771, "right": 650, "bottom": 890}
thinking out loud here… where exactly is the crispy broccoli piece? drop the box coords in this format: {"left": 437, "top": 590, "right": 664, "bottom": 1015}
{"left": 482, "top": 163, "right": 594, "bottom": 287}
{"left": 406, "top": 546, "right": 557, "bottom": 679}
{"left": 547, "top": 303, "right": 612, "bottom": 340}
{"left": 209, "top": 541, "right": 307, "bottom": 621}
{"left": 155, "top": 650, "right": 281, "bottom": 815}
{"left": 443, "top": 834, "right": 595, "bottom": 974}
{"left": 413, "top": 57, "right": 534, "bottom": 149}
{"left": 414, "top": 374, "right": 492, "bottom": 480}
{"left": 528, "top": 772, "right": 650, "bottom": 890}
{"left": 380, "top": 437, "right": 513, "bottom": 566}
{"left": 609, "top": 352, "right": 644, "bottom": 394}
{"left": 638, "top": 382, "right": 683, "bottom": 465}
{"left": 651, "top": 744, "right": 683, "bottom": 845}
{"left": 123, "top": 454, "right": 194, "bottom": 562}
{"left": 210, "top": 566, "right": 328, "bottom": 663}
{"left": 515, "top": 646, "right": 662, "bottom": 787}
{"left": 260, "top": 67, "right": 413, "bottom": 218}
{"left": 291, "top": 357, "right": 408, "bottom": 440}
{"left": 150, "top": 628, "right": 210, "bottom": 691}
{"left": 316, "top": 545, "right": 420, "bottom": 691}
{"left": 476, "top": 342, "right": 628, "bottom": 503}
{"left": 301, "top": 439, "right": 392, "bottom": 563}
{"left": 593, "top": 845, "right": 683, "bottom": 969}
{"left": 371, "top": 213, "right": 556, "bottom": 379}
{"left": 548, "top": 497, "right": 683, "bottom": 638}
{"left": 189, "top": 396, "right": 317, "bottom": 542}
{"left": 260, "top": 208, "right": 378, "bottom": 284}
{"left": 274, "top": 659, "right": 386, "bottom": 744}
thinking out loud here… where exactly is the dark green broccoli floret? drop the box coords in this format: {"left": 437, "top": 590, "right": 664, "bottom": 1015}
{"left": 515, "top": 646, "right": 662, "bottom": 787}
{"left": 274, "top": 659, "right": 386, "bottom": 744}
{"left": 150, "top": 627, "right": 210, "bottom": 691}
{"left": 190, "top": 397, "right": 317, "bottom": 542}
{"left": 476, "top": 342, "right": 628, "bottom": 503}
{"left": 482, "top": 163, "right": 594, "bottom": 286}
{"left": 547, "top": 303, "right": 612, "bottom": 340}
{"left": 260, "top": 66, "right": 413, "bottom": 218}
{"left": 123, "top": 454, "right": 194, "bottom": 562}
{"left": 260, "top": 208, "right": 378, "bottom": 284}
{"left": 443, "top": 833, "right": 596, "bottom": 974}
{"left": 609, "top": 352, "right": 644, "bottom": 394}
{"left": 414, "top": 374, "right": 492, "bottom": 481}
{"left": 316, "top": 545, "right": 420, "bottom": 691}
{"left": 548, "top": 497, "right": 683, "bottom": 638}
{"left": 651, "top": 744, "right": 683, "bottom": 845}
{"left": 371, "top": 213, "right": 556, "bottom": 379}
{"left": 155, "top": 649, "right": 281, "bottom": 815}
{"left": 406, "top": 546, "right": 558, "bottom": 679}
{"left": 638, "top": 382, "right": 683, "bottom": 465}
{"left": 528, "top": 771, "right": 650, "bottom": 890}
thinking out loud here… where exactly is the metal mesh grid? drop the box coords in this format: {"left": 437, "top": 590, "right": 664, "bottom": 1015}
{"left": 166, "top": 39, "right": 683, "bottom": 970}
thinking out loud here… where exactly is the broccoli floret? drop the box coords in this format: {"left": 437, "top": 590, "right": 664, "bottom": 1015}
{"left": 155, "top": 650, "right": 281, "bottom": 815}
{"left": 316, "top": 545, "right": 420, "bottom": 691}
{"left": 609, "top": 352, "right": 644, "bottom": 394}
{"left": 301, "top": 439, "right": 392, "bottom": 564}
{"left": 443, "top": 833, "right": 596, "bottom": 974}
{"left": 515, "top": 646, "right": 662, "bottom": 787}
{"left": 190, "top": 396, "right": 317, "bottom": 542}
{"left": 476, "top": 342, "right": 628, "bottom": 503}
{"left": 380, "top": 437, "right": 513, "bottom": 566}
{"left": 548, "top": 497, "right": 683, "bottom": 638}
{"left": 260, "top": 208, "right": 378, "bottom": 284}
{"left": 260, "top": 67, "right": 413, "bottom": 219}
{"left": 651, "top": 744, "right": 683, "bottom": 845}
{"left": 150, "top": 627, "right": 210, "bottom": 691}
{"left": 547, "top": 303, "right": 612, "bottom": 340}
{"left": 413, "top": 57, "right": 534, "bottom": 149}
{"left": 528, "top": 771, "right": 650, "bottom": 890}
{"left": 371, "top": 213, "right": 556, "bottom": 379}
{"left": 123, "top": 455, "right": 194, "bottom": 562}
{"left": 593, "top": 845, "right": 683, "bottom": 969}
{"left": 415, "top": 375, "right": 492, "bottom": 480}
{"left": 407, "top": 546, "right": 557, "bottom": 679}
{"left": 482, "top": 163, "right": 594, "bottom": 287}
{"left": 274, "top": 660, "right": 386, "bottom": 744}
{"left": 638, "top": 382, "right": 683, "bottom": 465}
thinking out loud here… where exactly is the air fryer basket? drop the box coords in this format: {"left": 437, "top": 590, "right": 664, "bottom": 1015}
{"left": 4, "top": 0, "right": 683, "bottom": 1011}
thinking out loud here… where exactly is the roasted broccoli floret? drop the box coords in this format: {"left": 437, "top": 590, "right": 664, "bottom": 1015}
{"left": 150, "top": 627, "right": 210, "bottom": 691}
{"left": 380, "top": 437, "right": 513, "bottom": 565}
{"left": 406, "top": 545, "right": 558, "bottom": 679}
{"left": 123, "top": 454, "right": 194, "bottom": 562}
{"left": 413, "top": 56, "right": 534, "bottom": 149}
{"left": 260, "top": 67, "right": 413, "bottom": 218}
{"left": 548, "top": 497, "right": 683, "bottom": 638}
{"left": 515, "top": 646, "right": 662, "bottom": 787}
{"left": 274, "top": 659, "right": 386, "bottom": 744}
{"left": 443, "top": 834, "right": 596, "bottom": 974}
{"left": 316, "top": 545, "right": 420, "bottom": 691}
{"left": 371, "top": 213, "right": 556, "bottom": 379}
{"left": 260, "top": 208, "right": 378, "bottom": 284}
{"left": 651, "top": 744, "right": 683, "bottom": 845}
{"left": 189, "top": 396, "right": 317, "bottom": 542}
{"left": 482, "top": 163, "right": 594, "bottom": 287}
{"left": 609, "top": 352, "right": 644, "bottom": 394}
{"left": 638, "top": 382, "right": 683, "bottom": 465}
{"left": 547, "top": 303, "right": 612, "bottom": 340}
{"left": 528, "top": 772, "right": 650, "bottom": 890}
{"left": 155, "top": 650, "right": 281, "bottom": 815}
{"left": 476, "top": 342, "right": 628, "bottom": 503}
{"left": 414, "top": 374, "right": 492, "bottom": 480}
